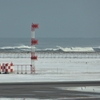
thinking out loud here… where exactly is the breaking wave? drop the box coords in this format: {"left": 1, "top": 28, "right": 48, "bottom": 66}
{"left": 0, "top": 45, "right": 31, "bottom": 52}
{"left": 0, "top": 44, "right": 100, "bottom": 53}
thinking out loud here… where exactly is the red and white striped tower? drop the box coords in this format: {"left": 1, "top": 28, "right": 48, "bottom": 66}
{"left": 31, "top": 23, "right": 38, "bottom": 74}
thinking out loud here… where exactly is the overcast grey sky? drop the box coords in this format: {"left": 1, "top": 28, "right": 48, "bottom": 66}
{"left": 0, "top": 0, "right": 100, "bottom": 38}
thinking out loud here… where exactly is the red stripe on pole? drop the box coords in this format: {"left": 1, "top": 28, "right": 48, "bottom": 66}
{"left": 31, "top": 56, "right": 37, "bottom": 60}
{"left": 31, "top": 39, "right": 38, "bottom": 45}
{"left": 31, "top": 23, "right": 39, "bottom": 31}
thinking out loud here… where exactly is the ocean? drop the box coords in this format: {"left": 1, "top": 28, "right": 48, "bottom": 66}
{"left": 0, "top": 37, "right": 100, "bottom": 52}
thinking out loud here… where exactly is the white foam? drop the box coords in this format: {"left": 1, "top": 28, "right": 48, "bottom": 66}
{"left": 0, "top": 45, "right": 31, "bottom": 49}
{"left": 0, "top": 45, "right": 95, "bottom": 52}
{"left": 56, "top": 46, "right": 94, "bottom": 52}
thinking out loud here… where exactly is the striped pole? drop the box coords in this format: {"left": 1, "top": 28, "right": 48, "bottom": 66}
{"left": 0, "top": 64, "right": 1, "bottom": 74}
{"left": 31, "top": 23, "right": 38, "bottom": 74}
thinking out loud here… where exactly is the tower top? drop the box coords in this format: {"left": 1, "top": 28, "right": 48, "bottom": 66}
{"left": 31, "top": 23, "right": 39, "bottom": 31}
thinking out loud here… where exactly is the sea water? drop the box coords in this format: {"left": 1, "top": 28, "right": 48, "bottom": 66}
{"left": 0, "top": 37, "right": 100, "bottom": 52}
